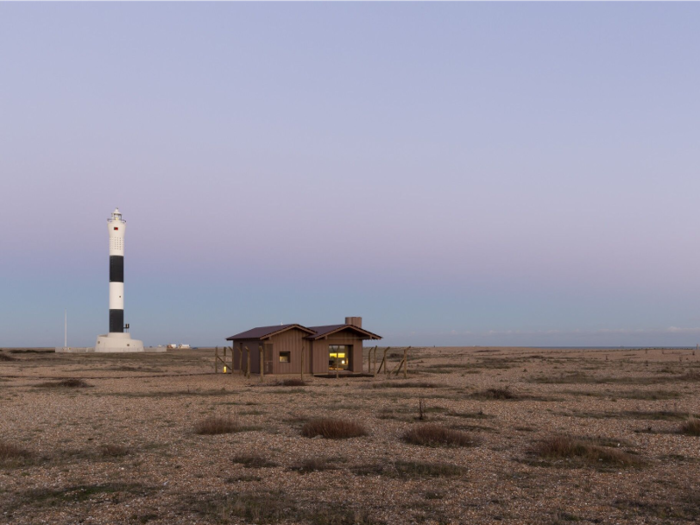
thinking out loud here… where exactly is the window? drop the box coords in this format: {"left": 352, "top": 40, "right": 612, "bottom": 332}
{"left": 329, "top": 345, "right": 351, "bottom": 371}
{"left": 279, "top": 351, "right": 291, "bottom": 363}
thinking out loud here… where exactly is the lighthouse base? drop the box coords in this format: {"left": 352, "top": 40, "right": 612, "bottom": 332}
{"left": 94, "top": 333, "right": 145, "bottom": 353}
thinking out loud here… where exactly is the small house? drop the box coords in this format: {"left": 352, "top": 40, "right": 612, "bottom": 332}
{"left": 226, "top": 317, "right": 381, "bottom": 375}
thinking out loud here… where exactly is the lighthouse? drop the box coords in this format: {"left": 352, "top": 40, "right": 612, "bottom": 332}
{"left": 95, "top": 208, "right": 144, "bottom": 352}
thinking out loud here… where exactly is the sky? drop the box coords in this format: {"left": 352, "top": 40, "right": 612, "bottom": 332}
{"left": 1, "top": 3, "right": 700, "bottom": 348}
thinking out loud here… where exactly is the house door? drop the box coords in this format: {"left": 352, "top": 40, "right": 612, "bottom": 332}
{"left": 264, "top": 344, "right": 274, "bottom": 374}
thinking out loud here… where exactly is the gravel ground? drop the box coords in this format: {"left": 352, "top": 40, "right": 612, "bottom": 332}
{"left": 1, "top": 346, "right": 699, "bottom": 524}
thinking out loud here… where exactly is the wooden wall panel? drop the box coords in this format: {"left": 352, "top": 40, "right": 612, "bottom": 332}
{"left": 269, "top": 328, "right": 307, "bottom": 375}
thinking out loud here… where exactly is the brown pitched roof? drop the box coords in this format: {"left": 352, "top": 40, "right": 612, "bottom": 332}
{"left": 306, "top": 324, "right": 382, "bottom": 341}
{"left": 226, "top": 324, "right": 315, "bottom": 341}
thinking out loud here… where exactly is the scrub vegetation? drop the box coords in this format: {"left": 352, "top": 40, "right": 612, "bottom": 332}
{"left": 2, "top": 345, "right": 699, "bottom": 524}
{"left": 300, "top": 418, "right": 368, "bottom": 439}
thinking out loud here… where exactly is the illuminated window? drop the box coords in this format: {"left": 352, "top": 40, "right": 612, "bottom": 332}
{"left": 279, "top": 351, "right": 291, "bottom": 363}
{"left": 329, "top": 345, "right": 351, "bottom": 371}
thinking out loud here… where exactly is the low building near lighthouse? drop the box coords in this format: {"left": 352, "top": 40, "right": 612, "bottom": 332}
{"left": 226, "top": 317, "right": 380, "bottom": 375}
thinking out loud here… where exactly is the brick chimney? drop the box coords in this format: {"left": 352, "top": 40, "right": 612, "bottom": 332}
{"left": 345, "top": 317, "right": 362, "bottom": 328}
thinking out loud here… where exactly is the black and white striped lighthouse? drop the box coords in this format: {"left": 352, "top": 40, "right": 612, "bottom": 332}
{"left": 108, "top": 208, "right": 126, "bottom": 333}
{"left": 95, "top": 208, "right": 144, "bottom": 352}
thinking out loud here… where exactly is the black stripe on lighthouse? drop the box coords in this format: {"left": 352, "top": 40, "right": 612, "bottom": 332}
{"left": 109, "top": 255, "right": 124, "bottom": 333}
{"left": 110, "top": 256, "right": 124, "bottom": 282}
{"left": 109, "top": 310, "right": 124, "bottom": 333}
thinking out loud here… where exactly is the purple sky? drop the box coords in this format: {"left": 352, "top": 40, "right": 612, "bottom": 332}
{"left": 2, "top": 4, "right": 700, "bottom": 348}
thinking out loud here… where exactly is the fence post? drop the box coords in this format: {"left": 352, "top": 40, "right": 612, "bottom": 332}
{"left": 403, "top": 347, "right": 408, "bottom": 378}
{"left": 214, "top": 347, "right": 218, "bottom": 373}
{"left": 244, "top": 346, "right": 251, "bottom": 378}
{"left": 301, "top": 343, "right": 305, "bottom": 382}
{"left": 259, "top": 345, "right": 264, "bottom": 382}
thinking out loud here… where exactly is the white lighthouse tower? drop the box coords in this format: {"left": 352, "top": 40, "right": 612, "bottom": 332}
{"left": 95, "top": 208, "right": 144, "bottom": 353}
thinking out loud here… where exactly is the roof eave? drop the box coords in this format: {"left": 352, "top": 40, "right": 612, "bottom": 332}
{"left": 307, "top": 326, "right": 382, "bottom": 340}
{"left": 227, "top": 323, "right": 316, "bottom": 341}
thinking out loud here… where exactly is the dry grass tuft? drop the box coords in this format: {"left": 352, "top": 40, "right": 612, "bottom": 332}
{"left": 290, "top": 457, "right": 335, "bottom": 473}
{"left": 470, "top": 388, "right": 519, "bottom": 400}
{"left": 353, "top": 460, "right": 465, "bottom": 479}
{"left": 680, "top": 419, "right": 700, "bottom": 436}
{"left": 278, "top": 378, "right": 306, "bottom": 387}
{"left": 231, "top": 454, "right": 277, "bottom": 468}
{"left": 0, "top": 441, "right": 32, "bottom": 461}
{"left": 530, "top": 435, "right": 643, "bottom": 468}
{"left": 300, "top": 418, "right": 368, "bottom": 439}
{"left": 372, "top": 381, "right": 438, "bottom": 389}
{"left": 402, "top": 423, "right": 476, "bottom": 447}
{"left": 99, "top": 444, "right": 130, "bottom": 457}
{"left": 35, "top": 378, "right": 91, "bottom": 389}
{"left": 194, "top": 416, "right": 239, "bottom": 435}
{"left": 680, "top": 370, "right": 700, "bottom": 381}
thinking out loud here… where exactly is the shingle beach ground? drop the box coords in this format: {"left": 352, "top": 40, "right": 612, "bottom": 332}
{"left": 1, "top": 346, "right": 699, "bottom": 524}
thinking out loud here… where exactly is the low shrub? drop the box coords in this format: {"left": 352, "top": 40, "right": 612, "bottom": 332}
{"left": 680, "top": 419, "right": 700, "bottom": 436}
{"left": 278, "top": 379, "right": 306, "bottom": 387}
{"left": 300, "top": 418, "right": 368, "bottom": 439}
{"left": 352, "top": 460, "right": 465, "bottom": 479}
{"left": 470, "top": 388, "right": 519, "bottom": 400}
{"left": 35, "top": 378, "right": 91, "bottom": 389}
{"left": 100, "top": 444, "right": 130, "bottom": 457}
{"left": 371, "top": 382, "right": 438, "bottom": 389}
{"left": 231, "top": 454, "right": 277, "bottom": 468}
{"left": 393, "top": 460, "right": 465, "bottom": 478}
{"left": 0, "top": 441, "right": 32, "bottom": 461}
{"left": 401, "top": 424, "right": 476, "bottom": 447}
{"left": 680, "top": 371, "right": 700, "bottom": 382}
{"left": 531, "top": 435, "right": 642, "bottom": 467}
{"left": 194, "top": 416, "right": 238, "bottom": 435}
{"left": 290, "top": 458, "right": 335, "bottom": 473}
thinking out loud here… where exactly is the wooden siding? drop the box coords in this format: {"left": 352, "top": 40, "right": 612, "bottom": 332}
{"left": 311, "top": 330, "right": 365, "bottom": 374}
{"left": 232, "top": 339, "right": 262, "bottom": 374}
{"left": 268, "top": 328, "right": 307, "bottom": 375}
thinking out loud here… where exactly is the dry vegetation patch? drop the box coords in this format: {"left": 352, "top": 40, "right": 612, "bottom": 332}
{"left": 300, "top": 418, "right": 368, "bottom": 439}
{"left": 260, "top": 378, "right": 307, "bottom": 387}
{"left": 14, "top": 483, "right": 152, "bottom": 509}
{"left": 564, "top": 389, "right": 682, "bottom": 400}
{"left": 277, "top": 378, "right": 307, "bottom": 387}
{"left": 680, "top": 370, "right": 700, "bottom": 381}
{"left": 371, "top": 381, "right": 439, "bottom": 389}
{"left": 0, "top": 441, "right": 32, "bottom": 462}
{"left": 99, "top": 444, "right": 130, "bottom": 458}
{"left": 680, "top": 419, "right": 700, "bottom": 436}
{"left": 289, "top": 457, "right": 336, "bottom": 473}
{"left": 402, "top": 423, "right": 476, "bottom": 447}
{"left": 194, "top": 416, "right": 239, "bottom": 435}
{"left": 187, "top": 490, "right": 377, "bottom": 525}
{"left": 35, "top": 378, "right": 91, "bottom": 389}
{"left": 231, "top": 454, "right": 277, "bottom": 468}
{"left": 571, "top": 410, "right": 698, "bottom": 421}
{"left": 529, "top": 435, "right": 643, "bottom": 469}
{"left": 353, "top": 460, "right": 465, "bottom": 479}
{"left": 469, "top": 387, "right": 520, "bottom": 400}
